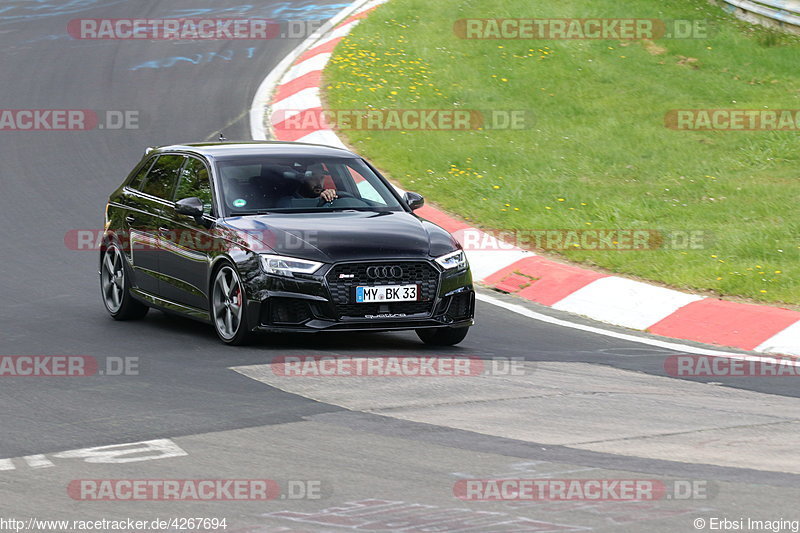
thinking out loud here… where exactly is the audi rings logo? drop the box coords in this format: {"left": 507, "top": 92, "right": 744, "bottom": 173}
{"left": 366, "top": 266, "right": 404, "bottom": 279}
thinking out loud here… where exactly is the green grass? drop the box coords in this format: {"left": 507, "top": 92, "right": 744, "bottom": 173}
{"left": 323, "top": 0, "right": 800, "bottom": 306}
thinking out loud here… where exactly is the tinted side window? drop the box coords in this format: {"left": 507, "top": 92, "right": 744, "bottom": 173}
{"left": 175, "top": 157, "right": 213, "bottom": 215}
{"left": 128, "top": 157, "right": 156, "bottom": 191}
{"left": 142, "top": 155, "right": 185, "bottom": 200}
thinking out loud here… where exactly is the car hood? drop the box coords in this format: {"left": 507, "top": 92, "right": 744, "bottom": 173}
{"left": 220, "top": 210, "right": 459, "bottom": 263}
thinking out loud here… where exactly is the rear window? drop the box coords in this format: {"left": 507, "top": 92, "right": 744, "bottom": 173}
{"left": 128, "top": 157, "right": 156, "bottom": 191}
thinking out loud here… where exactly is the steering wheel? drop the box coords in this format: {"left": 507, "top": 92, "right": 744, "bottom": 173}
{"left": 316, "top": 191, "right": 355, "bottom": 207}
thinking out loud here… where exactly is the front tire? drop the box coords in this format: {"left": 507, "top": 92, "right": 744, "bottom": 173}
{"left": 100, "top": 243, "right": 149, "bottom": 320}
{"left": 211, "top": 264, "right": 253, "bottom": 346}
{"left": 416, "top": 326, "right": 470, "bottom": 346}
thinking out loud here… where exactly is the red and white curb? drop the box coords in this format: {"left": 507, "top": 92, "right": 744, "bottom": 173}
{"left": 249, "top": 0, "right": 800, "bottom": 356}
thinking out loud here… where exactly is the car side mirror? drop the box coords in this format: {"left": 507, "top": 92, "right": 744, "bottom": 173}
{"left": 403, "top": 191, "right": 425, "bottom": 211}
{"left": 175, "top": 197, "right": 206, "bottom": 223}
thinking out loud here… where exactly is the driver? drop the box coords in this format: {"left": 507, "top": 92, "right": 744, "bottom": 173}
{"left": 280, "top": 163, "right": 338, "bottom": 206}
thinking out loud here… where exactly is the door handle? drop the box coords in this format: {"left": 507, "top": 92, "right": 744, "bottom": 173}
{"left": 125, "top": 215, "right": 135, "bottom": 223}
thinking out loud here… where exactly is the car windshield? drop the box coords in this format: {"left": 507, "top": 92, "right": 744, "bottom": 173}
{"left": 215, "top": 156, "right": 404, "bottom": 215}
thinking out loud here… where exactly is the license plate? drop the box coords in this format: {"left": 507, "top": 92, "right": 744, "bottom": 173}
{"left": 356, "top": 284, "right": 418, "bottom": 303}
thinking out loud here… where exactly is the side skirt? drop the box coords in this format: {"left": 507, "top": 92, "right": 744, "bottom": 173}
{"left": 130, "top": 288, "right": 212, "bottom": 324}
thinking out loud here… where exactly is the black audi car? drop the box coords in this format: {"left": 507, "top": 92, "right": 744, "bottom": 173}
{"left": 100, "top": 141, "right": 474, "bottom": 345}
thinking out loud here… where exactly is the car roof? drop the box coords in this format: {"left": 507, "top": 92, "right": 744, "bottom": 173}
{"left": 151, "top": 141, "right": 359, "bottom": 161}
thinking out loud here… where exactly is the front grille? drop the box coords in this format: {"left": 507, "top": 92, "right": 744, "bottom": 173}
{"left": 326, "top": 261, "right": 440, "bottom": 319}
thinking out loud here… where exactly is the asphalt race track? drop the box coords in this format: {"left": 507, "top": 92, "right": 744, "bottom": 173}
{"left": 1, "top": 2, "right": 799, "bottom": 532}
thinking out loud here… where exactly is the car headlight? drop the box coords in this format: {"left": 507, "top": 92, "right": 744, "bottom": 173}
{"left": 435, "top": 250, "right": 468, "bottom": 270}
{"left": 260, "top": 254, "right": 323, "bottom": 277}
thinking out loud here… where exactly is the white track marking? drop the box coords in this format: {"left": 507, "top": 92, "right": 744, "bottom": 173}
{"left": 250, "top": 0, "right": 383, "bottom": 140}
{"left": 22, "top": 455, "right": 54, "bottom": 469}
{"left": 477, "top": 291, "right": 799, "bottom": 364}
{"left": 464, "top": 250, "right": 532, "bottom": 282}
{"left": 52, "top": 438, "right": 187, "bottom": 463}
{"left": 271, "top": 87, "right": 320, "bottom": 115}
{"left": 295, "top": 129, "right": 348, "bottom": 149}
{"left": 552, "top": 277, "right": 704, "bottom": 330}
{"left": 281, "top": 54, "right": 332, "bottom": 84}
{"left": 0, "top": 439, "right": 187, "bottom": 472}
{"left": 756, "top": 320, "right": 800, "bottom": 356}
{"left": 327, "top": 19, "right": 361, "bottom": 40}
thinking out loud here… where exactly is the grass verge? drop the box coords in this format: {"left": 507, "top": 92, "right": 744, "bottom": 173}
{"left": 324, "top": 0, "right": 800, "bottom": 305}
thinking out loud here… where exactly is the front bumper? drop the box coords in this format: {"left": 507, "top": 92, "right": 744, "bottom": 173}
{"left": 243, "top": 259, "right": 475, "bottom": 333}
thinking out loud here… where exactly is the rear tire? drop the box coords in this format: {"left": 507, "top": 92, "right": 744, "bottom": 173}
{"left": 100, "top": 243, "right": 149, "bottom": 320}
{"left": 416, "top": 326, "right": 470, "bottom": 346}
